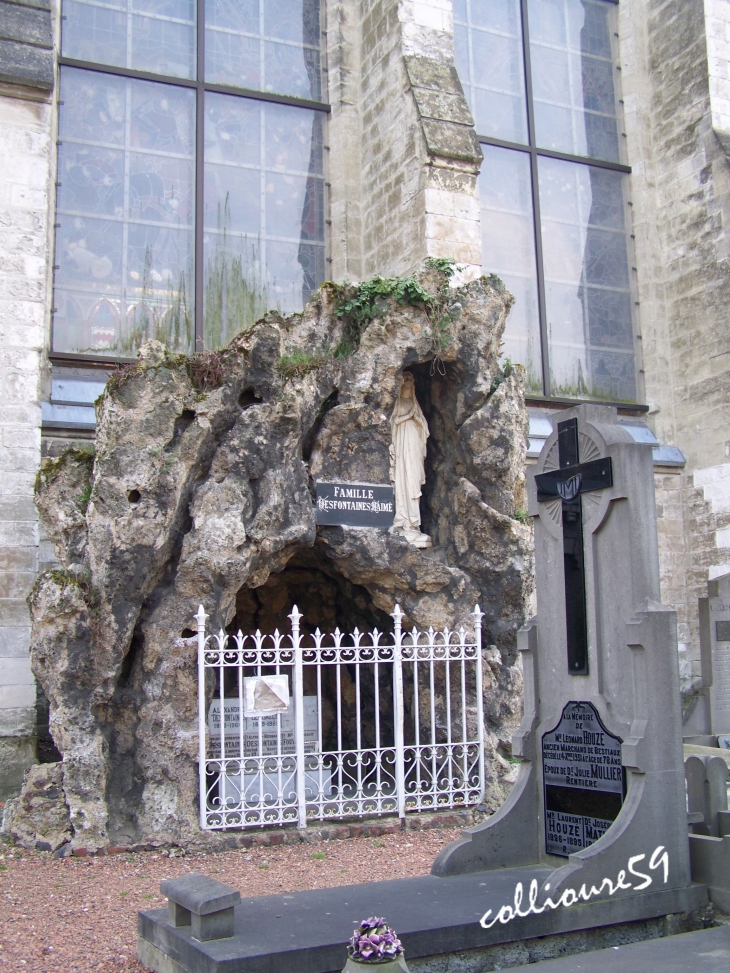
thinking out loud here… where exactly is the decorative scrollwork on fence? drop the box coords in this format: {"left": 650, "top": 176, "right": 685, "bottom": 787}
{"left": 197, "top": 603, "right": 485, "bottom": 830}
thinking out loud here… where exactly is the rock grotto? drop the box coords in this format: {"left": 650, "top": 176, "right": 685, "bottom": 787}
{"left": 3, "top": 266, "right": 534, "bottom": 851}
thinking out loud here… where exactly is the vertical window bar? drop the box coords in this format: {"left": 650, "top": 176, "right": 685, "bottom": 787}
{"left": 195, "top": 0, "right": 205, "bottom": 350}
{"left": 520, "top": 0, "right": 551, "bottom": 396}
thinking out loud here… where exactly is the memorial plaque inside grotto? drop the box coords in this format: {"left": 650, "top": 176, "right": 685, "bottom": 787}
{"left": 542, "top": 700, "right": 624, "bottom": 857}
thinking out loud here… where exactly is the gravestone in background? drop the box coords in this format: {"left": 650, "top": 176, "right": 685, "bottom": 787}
{"left": 698, "top": 573, "right": 730, "bottom": 739}
{"left": 433, "top": 403, "right": 696, "bottom": 911}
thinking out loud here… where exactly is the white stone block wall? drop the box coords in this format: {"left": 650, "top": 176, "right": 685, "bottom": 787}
{"left": 326, "top": 0, "right": 482, "bottom": 281}
{"left": 0, "top": 85, "right": 53, "bottom": 797}
{"left": 695, "top": 462, "right": 730, "bottom": 580}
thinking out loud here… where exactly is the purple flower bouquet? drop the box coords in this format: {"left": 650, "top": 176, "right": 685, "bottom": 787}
{"left": 347, "top": 917, "right": 404, "bottom": 965}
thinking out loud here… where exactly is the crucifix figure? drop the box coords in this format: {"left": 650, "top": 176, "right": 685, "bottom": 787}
{"left": 534, "top": 417, "right": 613, "bottom": 674}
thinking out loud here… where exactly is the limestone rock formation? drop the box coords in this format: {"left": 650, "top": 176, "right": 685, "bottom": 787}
{"left": 6, "top": 268, "right": 533, "bottom": 849}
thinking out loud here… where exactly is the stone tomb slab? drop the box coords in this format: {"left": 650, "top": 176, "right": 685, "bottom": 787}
{"left": 138, "top": 866, "right": 706, "bottom": 973}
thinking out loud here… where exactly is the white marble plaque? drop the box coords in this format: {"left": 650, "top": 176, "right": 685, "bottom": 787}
{"left": 208, "top": 696, "right": 318, "bottom": 756}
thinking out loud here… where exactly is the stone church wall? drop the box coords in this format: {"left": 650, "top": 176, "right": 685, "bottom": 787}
{"left": 620, "top": 0, "right": 730, "bottom": 689}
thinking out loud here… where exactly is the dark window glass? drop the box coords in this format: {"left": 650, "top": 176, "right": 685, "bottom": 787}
{"left": 62, "top": 0, "right": 196, "bottom": 80}
{"left": 53, "top": 67, "right": 195, "bottom": 356}
{"left": 203, "top": 94, "right": 325, "bottom": 347}
{"left": 53, "top": 0, "right": 327, "bottom": 360}
{"left": 455, "top": 0, "right": 636, "bottom": 402}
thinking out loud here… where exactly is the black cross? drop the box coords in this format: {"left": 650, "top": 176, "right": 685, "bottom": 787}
{"left": 534, "top": 418, "right": 613, "bottom": 675}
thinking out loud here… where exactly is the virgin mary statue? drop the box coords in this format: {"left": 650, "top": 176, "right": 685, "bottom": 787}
{"left": 389, "top": 373, "right": 432, "bottom": 548}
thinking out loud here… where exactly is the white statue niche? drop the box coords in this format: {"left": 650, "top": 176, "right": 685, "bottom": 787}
{"left": 389, "top": 372, "right": 432, "bottom": 549}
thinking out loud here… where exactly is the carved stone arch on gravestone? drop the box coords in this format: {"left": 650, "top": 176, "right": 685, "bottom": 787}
{"left": 538, "top": 440, "right": 563, "bottom": 538}
{"left": 578, "top": 422, "right": 628, "bottom": 536}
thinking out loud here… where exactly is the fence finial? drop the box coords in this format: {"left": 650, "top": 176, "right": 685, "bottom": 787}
{"left": 195, "top": 604, "right": 208, "bottom": 632}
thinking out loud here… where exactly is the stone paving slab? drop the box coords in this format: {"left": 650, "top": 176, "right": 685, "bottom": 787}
{"left": 503, "top": 924, "right": 730, "bottom": 973}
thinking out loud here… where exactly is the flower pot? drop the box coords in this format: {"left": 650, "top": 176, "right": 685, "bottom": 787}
{"left": 342, "top": 957, "right": 410, "bottom": 973}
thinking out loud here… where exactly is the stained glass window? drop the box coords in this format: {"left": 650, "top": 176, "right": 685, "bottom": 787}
{"left": 203, "top": 95, "right": 325, "bottom": 347}
{"left": 54, "top": 68, "right": 195, "bottom": 355}
{"left": 206, "top": 0, "right": 322, "bottom": 100}
{"left": 62, "top": 0, "right": 196, "bottom": 80}
{"left": 457, "top": 0, "right": 638, "bottom": 403}
{"left": 54, "top": 0, "right": 327, "bottom": 359}
{"left": 453, "top": 0, "right": 528, "bottom": 143}
{"left": 479, "top": 145, "right": 541, "bottom": 393}
{"left": 528, "top": 0, "right": 620, "bottom": 162}
{"left": 539, "top": 158, "right": 635, "bottom": 400}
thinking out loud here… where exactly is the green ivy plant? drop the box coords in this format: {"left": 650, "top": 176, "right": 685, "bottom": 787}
{"left": 332, "top": 258, "right": 461, "bottom": 364}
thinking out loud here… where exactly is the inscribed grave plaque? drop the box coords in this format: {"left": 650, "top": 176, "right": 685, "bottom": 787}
{"left": 315, "top": 480, "right": 394, "bottom": 528}
{"left": 542, "top": 701, "right": 625, "bottom": 857}
{"left": 208, "top": 697, "right": 318, "bottom": 757}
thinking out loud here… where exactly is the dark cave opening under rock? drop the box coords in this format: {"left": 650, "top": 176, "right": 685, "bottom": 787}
{"left": 218, "top": 545, "right": 397, "bottom": 754}
{"left": 230, "top": 546, "right": 392, "bottom": 639}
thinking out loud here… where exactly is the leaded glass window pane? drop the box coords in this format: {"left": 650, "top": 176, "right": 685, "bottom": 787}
{"left": 203, "top": 93, "right": 325, "bottom": 348}
{"left": 454, "top": 0, "right": 528, "bottom": 144}
{"left": 53, "top": 67, "right": 195, "bottom": 357}
{"left": 61, "top": 0, "right": 196, "bottom": 80}
{"left": 528, "top": 0, "right": 621, "bottom": 162}
{"left": 479, "top": 146, "right": 542, "bottom": 394}
{"left": 205, "top": 0, "right": 322, "bottom": 100}
{"left": 539, "top": 157, "right": 635, "bottom": 401}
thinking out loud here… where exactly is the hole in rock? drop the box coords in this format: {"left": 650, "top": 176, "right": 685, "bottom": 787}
{"left": 206, "top": 547, "right": 475, "bottom": 809}
{"left": 180, "top": 628, "right": 196, "bottom": 639}
{"left": 36, "top": 685, "right": 61, "bottom": 763}
{"left": 127, "top": 489, "right": 141, "bottom": 504}
{"left": 408, "top": 362, "right": 470, "bottom": 544}
{"left": 302, "top": 388, "right": 339, "bottom": 462}
{"left": 166, "top": 409, "right": 196, "bottom": 452}
{"left": 238, "top": 388, "right": 262, "bottom": 409}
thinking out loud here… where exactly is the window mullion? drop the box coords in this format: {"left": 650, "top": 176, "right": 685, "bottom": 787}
{"left": 195, "top": 0, "right": 206, "bottom": 351}
{"left": 520, "top": 0, "right": 551, "bottom": 397}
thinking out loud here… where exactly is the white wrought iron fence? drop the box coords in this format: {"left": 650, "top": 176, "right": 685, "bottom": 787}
{"left": 196, "top": 603, "right": 485, "bottom": 830}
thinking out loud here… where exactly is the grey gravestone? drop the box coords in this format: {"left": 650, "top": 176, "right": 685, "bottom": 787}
{"left": 698, "top": 573, "right": 730, "bottom": 736}
{"left": 433, "top": 404, "right": 694, "bottom": 908}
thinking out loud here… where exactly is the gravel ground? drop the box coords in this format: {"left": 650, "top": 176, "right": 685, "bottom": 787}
{"left": 0, "top": 828, "right": 462, "bottom": 972}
